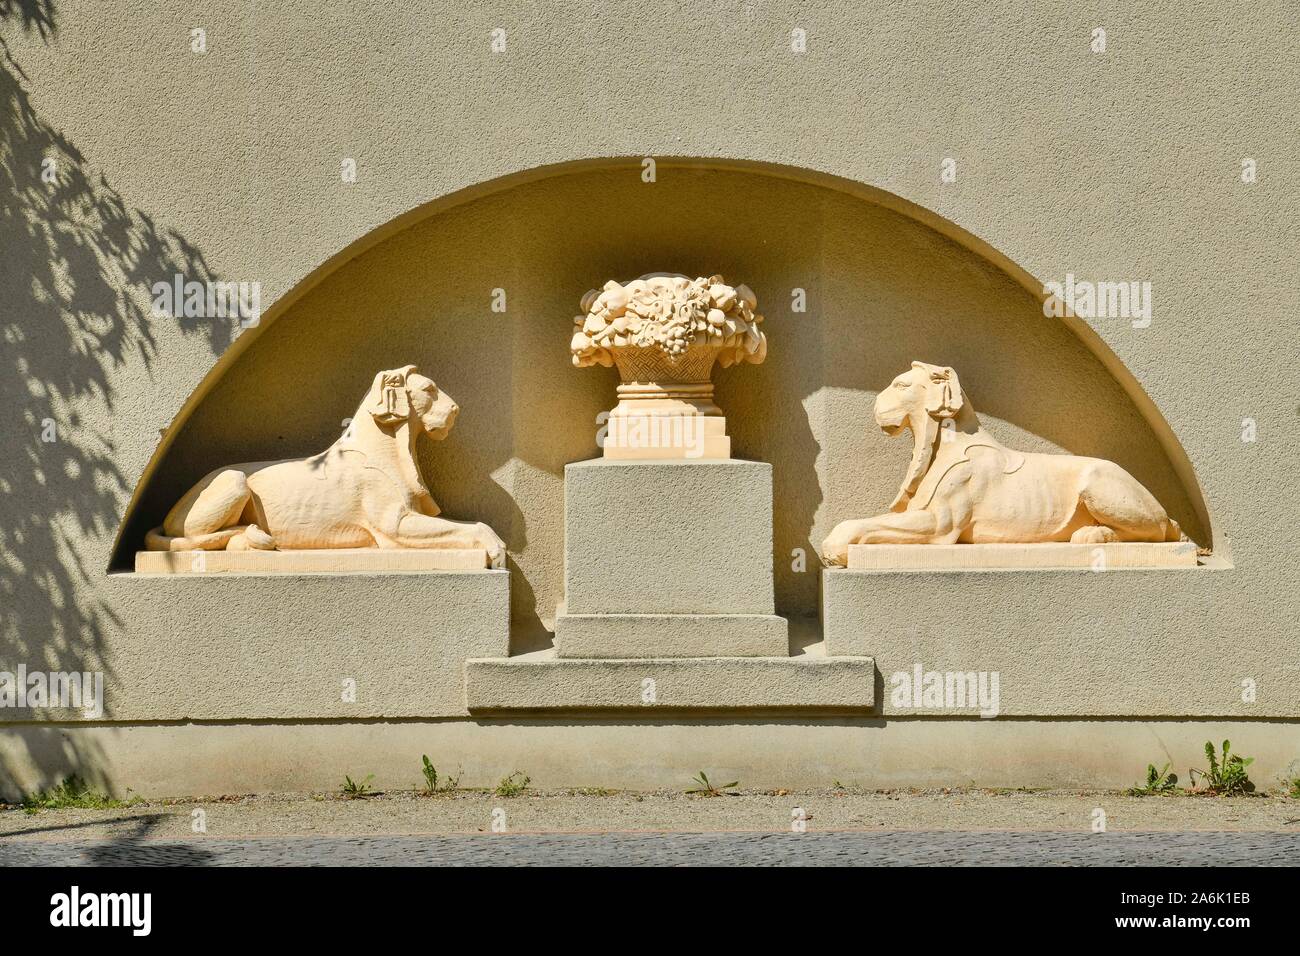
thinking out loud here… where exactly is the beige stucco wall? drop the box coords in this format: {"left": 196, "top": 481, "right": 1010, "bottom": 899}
{"left": 2, "top": 1, "right": 1296, "bottom": 793}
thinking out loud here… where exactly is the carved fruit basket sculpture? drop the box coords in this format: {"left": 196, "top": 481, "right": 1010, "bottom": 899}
{"left": 570, "top": 274, "right": 767, "bottom": 459}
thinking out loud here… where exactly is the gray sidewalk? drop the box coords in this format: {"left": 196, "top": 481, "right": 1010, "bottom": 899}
{"left": 3, "top": 831, "right": 1298, "bottom": 867}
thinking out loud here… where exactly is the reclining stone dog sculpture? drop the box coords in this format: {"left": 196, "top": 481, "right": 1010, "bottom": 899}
{"left": 821, "top": 361, "right": 1181, "bottom": 566}
{"left": 145, "top": 364, "right": 507, "bottom": 568}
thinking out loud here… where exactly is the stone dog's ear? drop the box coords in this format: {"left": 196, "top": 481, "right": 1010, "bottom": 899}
{"left": 366, "top": 364, "right": 419, "bottom": 425}
{"left": 924, "top": 365, "right": 964, "bottom": 419}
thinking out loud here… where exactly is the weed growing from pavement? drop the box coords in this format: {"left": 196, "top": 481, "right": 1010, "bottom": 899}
{"left": 686, "top": 771, "right": 739, "bottom": 797}
{"left": 1127, "top": 763, "right": 1180, "bottom": 796}
{"left": 341, "top": 774, "right": 375, "bottom": 798}
{"left": 20, "top": 776, "right": 141, "bottom": 815}
{"left": 1189, "top": 740, "right": 1256, "bottom": 795}
{"left": 493, "top": 772, "right": 530, "bottom": 797}
{"left": 420, "top": 756, "right": 460, "bottom": 795}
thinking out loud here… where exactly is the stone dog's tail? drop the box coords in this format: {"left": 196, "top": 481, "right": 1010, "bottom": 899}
{"left": 144, "top": 524, "right": 276, "bottom": 551}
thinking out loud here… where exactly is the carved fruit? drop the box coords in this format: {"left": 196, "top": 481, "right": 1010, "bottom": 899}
{"left": 599, "top": 283, "right": 628, "bottom": 315}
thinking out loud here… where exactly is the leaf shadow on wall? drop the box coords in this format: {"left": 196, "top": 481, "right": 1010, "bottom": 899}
{"left": 0, "top": 3, "right": 232, "bottom": 799}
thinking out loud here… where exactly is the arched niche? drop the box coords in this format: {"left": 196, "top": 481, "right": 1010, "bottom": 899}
{"left": 112, "top": 158, "right": 1211, "bottom": 627}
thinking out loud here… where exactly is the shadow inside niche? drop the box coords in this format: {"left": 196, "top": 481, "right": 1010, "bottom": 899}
{"left": 0, "top": 4, "right": 233, "bottom": 798}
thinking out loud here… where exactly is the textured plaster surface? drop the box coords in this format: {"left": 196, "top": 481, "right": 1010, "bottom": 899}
{"left": 1, "top": 2, "right": 1297, "bottom": 788}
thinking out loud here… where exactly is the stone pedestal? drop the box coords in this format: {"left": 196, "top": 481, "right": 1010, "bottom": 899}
{"left": 555, "top": 458, "right": 787, "bottom": 657}
{"left": 89, "top": 570, "right": 510, "bottom": 720}
{"left": 466, "top": 462, "right": 875, "bottom": 715}
{"left": 822, "top": 561, "right": 1210, "bottom": 661}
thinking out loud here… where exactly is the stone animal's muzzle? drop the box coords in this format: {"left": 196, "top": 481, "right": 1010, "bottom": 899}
{"left": 874, "top": 393, "right": 906, "bottom": 434}
{"left": 421, "top": 401, "right": 458, "bottom": 438}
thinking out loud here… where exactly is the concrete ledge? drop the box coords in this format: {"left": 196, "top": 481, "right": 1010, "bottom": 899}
{"left": 554, "top": 612, "right": 788, "bottom": 658}
{"left": 134, "top": 548, "right": 488, "bottom": 574}
{"left": 847, "top": 541, "right": 1196, "bottom": 570}
{"left": 465, "top": 656, "right": 876, "bottom": 712}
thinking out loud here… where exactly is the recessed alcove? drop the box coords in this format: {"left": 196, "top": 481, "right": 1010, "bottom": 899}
{"left": 112, "top": 158, "right": 1210, "bottom": 641}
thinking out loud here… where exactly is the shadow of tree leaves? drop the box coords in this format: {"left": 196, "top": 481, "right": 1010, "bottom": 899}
{"left": 1, "top": 2, "right": 230, "bottom": 798}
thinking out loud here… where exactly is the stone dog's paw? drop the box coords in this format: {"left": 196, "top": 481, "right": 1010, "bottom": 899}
{"left": 476, "top": 523, "right": 508, "bottom": 569}
{"left": 820, "top": 520, "right": 860, "bottom": 567}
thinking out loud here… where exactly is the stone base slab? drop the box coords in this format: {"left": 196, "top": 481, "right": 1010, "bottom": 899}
{"left": 847, "top": 542, "right": 1196, "bottom": 571}
{"left": 465, "top": 655, "right": 876, "bottom": 711}
{"left": 554, "top": 612, "right": 788, "bottom": 658}
{"left": 134, "top": 547, "right": 488, "bottom": 574}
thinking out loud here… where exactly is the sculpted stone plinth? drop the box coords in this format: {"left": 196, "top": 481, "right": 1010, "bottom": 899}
{"left": 821, "top": 361, "right": 1183, "bottom": 567}
{"left": 144, "top": 365, "right": 507, "bottom": 568}
{"left": 571, "top": 274, "right": 767, "bottom": 459}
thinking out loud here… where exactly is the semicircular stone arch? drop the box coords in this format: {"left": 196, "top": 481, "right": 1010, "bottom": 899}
{"left": 113, "top": 158, "right": 1210, "bottom": 628}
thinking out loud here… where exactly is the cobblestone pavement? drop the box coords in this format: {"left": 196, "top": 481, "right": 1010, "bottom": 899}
{"left": 2, "top": 830, "right": 1297, "bottom": 866}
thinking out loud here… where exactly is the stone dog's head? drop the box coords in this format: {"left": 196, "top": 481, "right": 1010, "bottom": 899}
{"left": 366, "top": 365, "right": 459, "bottom": 439}
{"left": 875, "top": 362, "right": 966, "bottom": 511}
{"left": 874, "top": 361, "right": 964, "bottom": 436}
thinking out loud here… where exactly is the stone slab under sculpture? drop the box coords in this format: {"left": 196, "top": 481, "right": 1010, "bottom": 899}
{"left": 571, "top": 273, "right": 767, "bottom": 459}
{"left": 142, "top": 364, "right": 507, "bottom": 569}
{"left": 821, "top": 361, "right": 1184, "bottom": 567}
{"left": 134, "top": 547, "right": 491, "bottom": 574}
